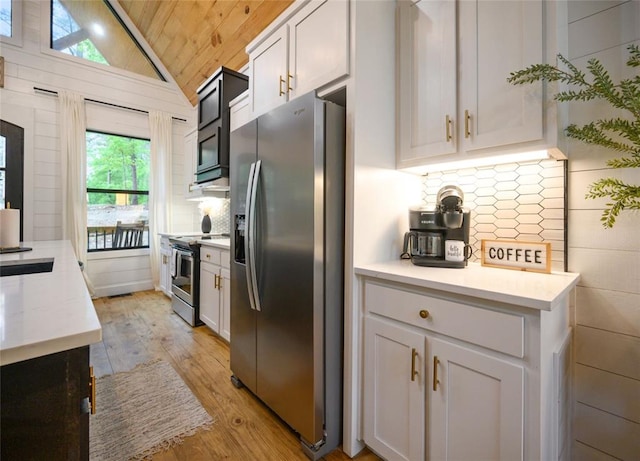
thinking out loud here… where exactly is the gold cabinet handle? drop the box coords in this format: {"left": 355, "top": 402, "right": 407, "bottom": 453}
{"left": 411, "top": 348, "right": 419, "bottom": 382}
{"left": 287, "top": 73, "right": 293, "bottom": 92}
{"left": 445, "top": 115, "right": 452, "bottom": 142}
{"left": 279, "top": 75, "right": 286, "bottom": 96}
{"left": 162, "top": 255, "right": 167, "bottom": 264}
{"left": 206, "top": 253, "right": 211, "bottom": 259}
{"left": 433, "top": 356, "right": 440, "bottom": 391}
{"left": 217, "top": 274, "right": 222, "bottom": 289}
{"left": 419, "top": 309, "right": 430, "bottom": 319}
{"left": 214, "top": 274, "right": 219, "bottom": 290}
{"left": 89, "top": 366, "right": 96, "bottom": 415}
{"left": 464, "top": 110, "right": 471, "bottom": 138}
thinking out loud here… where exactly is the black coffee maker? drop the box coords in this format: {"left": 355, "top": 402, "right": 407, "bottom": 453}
{"left": 401, "top": 185, "right": 472, "bottom": 268}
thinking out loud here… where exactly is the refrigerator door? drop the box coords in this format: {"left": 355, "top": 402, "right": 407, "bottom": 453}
{"left": 230, "top": 119, "right": 258, "bottom": 394}
{"left": 255, "top": 93, "right": 325, "bottom": 444}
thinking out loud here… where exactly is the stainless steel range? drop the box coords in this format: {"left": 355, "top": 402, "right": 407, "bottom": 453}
{"left": 169, "top": 234, "right": 228, "bottom": 326}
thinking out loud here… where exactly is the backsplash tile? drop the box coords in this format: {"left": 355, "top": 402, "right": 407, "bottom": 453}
{"left": 422, "top": 159, "right": 566, "bottom": 271}
{"left": 198, "top": 198, "right": 230, "bottom": 235}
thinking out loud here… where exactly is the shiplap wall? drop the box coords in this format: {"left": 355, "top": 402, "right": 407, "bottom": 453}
{"left": 0, "top": 0, "right": 198, "bottom": 297}
{"left": 566, "top": 1, "right": 640, "bottom": 459}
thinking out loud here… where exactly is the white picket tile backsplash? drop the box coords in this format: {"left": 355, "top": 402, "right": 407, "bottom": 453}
{"left": 422, "top": 159, "right": 566, "bottom": 270}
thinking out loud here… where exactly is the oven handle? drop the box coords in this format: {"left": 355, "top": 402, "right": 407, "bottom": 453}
{"left": 245, "top": 160, "right": 262, "bottom": 312}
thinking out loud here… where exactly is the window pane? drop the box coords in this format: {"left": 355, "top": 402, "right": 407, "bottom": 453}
{"left": 51, "top": 0, "right": 164, "bottom": 81}
{"left": 87, "top": 192, "right": 149, "bottom": 251}
{"left": 86, "top": 132, "right": 150, "bottom": 191}
{"left": 86, "top": 131, "right": 150, "bottom": 252}
{"left": 0, "top": 0, "right": 11, "bottom": 37}
{"left": 0, "top": 135, "right": 5, "bottom": 168}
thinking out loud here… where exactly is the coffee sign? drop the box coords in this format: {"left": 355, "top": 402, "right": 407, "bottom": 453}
{"left": 481, "top": 239, "right": 551, "bottom": 273}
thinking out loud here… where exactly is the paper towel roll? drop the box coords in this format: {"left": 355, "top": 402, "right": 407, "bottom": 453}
{"left": 0, "top": 208, "right": 20, "bottom": 248}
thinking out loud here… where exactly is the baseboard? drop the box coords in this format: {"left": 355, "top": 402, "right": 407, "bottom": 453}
{"left": 93, "top": 280, "right": 154, "bottom": 299}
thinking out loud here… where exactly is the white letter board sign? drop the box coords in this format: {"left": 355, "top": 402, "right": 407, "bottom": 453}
{"left": 481, "top": 239, "right": 551, "bottom": 274}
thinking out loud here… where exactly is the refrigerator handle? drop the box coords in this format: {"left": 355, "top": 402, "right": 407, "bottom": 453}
{"left": 247, "top": 160, "right": 262, "bottom": 311}
{"left": 244, "top": 161, "right": 257, "bottom": 311}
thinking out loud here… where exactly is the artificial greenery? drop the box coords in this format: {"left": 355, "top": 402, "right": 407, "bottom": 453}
{"left": 507, "top": 44, "right": 640, "bottom": 228}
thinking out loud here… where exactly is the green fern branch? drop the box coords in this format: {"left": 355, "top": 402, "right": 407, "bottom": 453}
{"left": 509, "top": 44, "right": 640, "bottom": 228}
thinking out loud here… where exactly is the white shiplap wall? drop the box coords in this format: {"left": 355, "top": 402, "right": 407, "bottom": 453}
{"left": 0, "top": 0, "right": 199, "bottom": 297}
{"left": 566, "top": 1, "right": 640, "bottom": 459}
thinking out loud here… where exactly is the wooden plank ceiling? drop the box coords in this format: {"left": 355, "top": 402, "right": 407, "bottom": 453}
{"left": 119, "top": 0, "right": 295, "bottom": 106}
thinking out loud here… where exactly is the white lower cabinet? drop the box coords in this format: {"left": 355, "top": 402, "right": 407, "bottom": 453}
{"left": 429, "top": 338, "right": 523, "bottom": 461}
{"left": 362, "top": 278, "right": 567, "bottom": 461}
{"left": 159, "top": 236, "right": 172, "bottom": 297}
{"left": 363, "top": 317, "right": 426, "bottom": 461}
{"left": 199, "top": 246, "right": 231, "bottom": 342}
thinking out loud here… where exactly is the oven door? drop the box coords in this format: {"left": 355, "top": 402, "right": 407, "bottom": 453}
{"left": 172, "top": 248, "right": 195, "bottom": 306}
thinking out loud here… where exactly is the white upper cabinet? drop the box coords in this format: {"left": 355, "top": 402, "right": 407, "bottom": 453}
{"left": 247, "top": 0, "right": 350, "bottom": 118}
{"left": 248, "top": 27, "right": 288, "bottom": 118}
{"left": 397, "top": 0, "right": 457, "bottom": 164}
{"left": 397, "top": 0, "right": 564, "bottom": 170}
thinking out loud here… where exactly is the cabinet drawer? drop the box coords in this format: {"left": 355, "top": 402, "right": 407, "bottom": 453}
{"left": 364, "top": 281, "right": 524, "bottom": 358}
{"left": 200, "top": 246, "right": 222, "bottom": 265}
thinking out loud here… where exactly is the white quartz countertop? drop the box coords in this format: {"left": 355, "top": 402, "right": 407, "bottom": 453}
{"left": 198, "top": 238, "right": 230, "bottom": 250}
{"left": 355, "top": 260, "right": 580, "bottom": 311}
{"left": 0, "top": 240, "right": 102, "bottom": 366}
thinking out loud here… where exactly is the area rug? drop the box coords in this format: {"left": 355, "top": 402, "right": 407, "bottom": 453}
{"left": 90, "top": 360, "right": 214, "bottom": 461}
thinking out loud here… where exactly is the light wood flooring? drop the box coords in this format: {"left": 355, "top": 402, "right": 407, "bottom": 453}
{"left": 90, "top": 290, "right": 380, "bottom": 461}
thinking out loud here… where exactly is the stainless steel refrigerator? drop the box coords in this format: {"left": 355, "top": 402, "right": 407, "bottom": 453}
{"left": 230, "top": 92, "right": 345, "bottom": 460}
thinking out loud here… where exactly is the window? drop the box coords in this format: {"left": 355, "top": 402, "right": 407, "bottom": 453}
{"left": 86, "top": 131, "right": 150, "bottom": 251}
{"left": 0, "top": 0, "right": 11, "bottom": 37}
{"left": 1, "top": 120, "right": 24, "bottom": 240}
{"left": 1, "top": 0, "right": 22, "bottom": 45}
{"left": 50, "top": 0, "right": 165, "bottom": 81}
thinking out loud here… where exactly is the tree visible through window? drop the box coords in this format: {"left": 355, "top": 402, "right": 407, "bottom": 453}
{"left": 0, "top": 0, "right": 11, "bottom": 37}
{"left": 86, "top": 131, "right": 150, "bottom": 251}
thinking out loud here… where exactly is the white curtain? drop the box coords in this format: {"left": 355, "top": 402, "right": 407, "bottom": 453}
{"left": 149, "top": 111, "right": 173, "bottom": 290}
{"left": 59, "top": 90, "right": 95, "bottom": 296}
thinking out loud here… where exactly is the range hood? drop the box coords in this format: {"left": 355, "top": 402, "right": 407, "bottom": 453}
{"left": 187, "top": 179, "right": 229, "bottom": 200}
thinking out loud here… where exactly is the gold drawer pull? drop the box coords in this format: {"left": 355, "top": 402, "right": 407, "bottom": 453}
{"left": 464, "top": 109, "right": 471, "bottom": 138}
{"left": 206, "top": 253, "right": 211, "bottom": 259}
{"left": 89, "top": 366, "right": 96, "bottom": 415}
{"left": 287, "top": 73, "right": 293, "bottom": 92}
{"left": 279, "top": 76, "right": 286, "bottom": 96}
{"left": 433, "top": 356, "right": 440, "bottom": 391}
{"left": 419, "top": 309, "right": 430, "bottom": 319}
{"left": 411, "top": 348, "right": 419, "bottom": 382}
{"left": 445, "top": 115, "right": 452, "bottom": 142}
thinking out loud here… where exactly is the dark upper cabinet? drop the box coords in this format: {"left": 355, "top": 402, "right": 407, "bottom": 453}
{"left": 196, "top": 67, "right": 248, "bottom": 184}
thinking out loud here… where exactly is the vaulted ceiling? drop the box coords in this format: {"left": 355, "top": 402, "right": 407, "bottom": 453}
{"left": 118, "top": 0, "right": 295, "bottom": 106}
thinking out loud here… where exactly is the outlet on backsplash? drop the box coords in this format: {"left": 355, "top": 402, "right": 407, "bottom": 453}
{"left": 422, "top": 158, "right": 567, "bottom": 271}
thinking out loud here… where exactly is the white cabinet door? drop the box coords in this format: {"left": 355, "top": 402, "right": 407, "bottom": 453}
{"left": 249, "top": 27, "right": 288, "bottom": 118}
{"left": 220, "top": 267, "right": 231, "bottom": 342}
{"left": 363, "top": 316, "right": 425, "bottom": 461}
{"left": 160, "top": 248, "right": 171, "bottom": 297}
{"left": 200, "top": 262, "right": 221, "bottom": 333}
{"left": 458, "top": 0, "right": 543, "bottom": 153}
{"left": 429, "top": 338, "right": 524, "bottom": 461}
{"left": 397, "top": 0, "right": 457, "bottom": 167}
{"left": 288, "top": 0, "right": 350, "bottom": 100}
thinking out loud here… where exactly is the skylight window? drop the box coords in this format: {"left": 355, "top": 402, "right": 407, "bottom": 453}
{"left": 50, "top": 0, "right": 165, "bottom": 81}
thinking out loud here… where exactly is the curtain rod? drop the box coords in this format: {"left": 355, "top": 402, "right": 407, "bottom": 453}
{"left": 33, "top": 86, "right": 188, "bottom": 122}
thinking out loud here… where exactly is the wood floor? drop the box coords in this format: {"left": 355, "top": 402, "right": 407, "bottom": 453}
{"left": 90, "top": 290, "right": 380, "bottom": 461}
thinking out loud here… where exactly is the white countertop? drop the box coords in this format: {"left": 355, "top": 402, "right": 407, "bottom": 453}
{"left": 0, "top": 240, "right": 102, "bottom": 366}
{"left": 198, "top": 238, "right": 230, "bottom": 250}
{"left": 355, "top": 260, "right": 580, "bottom": 311}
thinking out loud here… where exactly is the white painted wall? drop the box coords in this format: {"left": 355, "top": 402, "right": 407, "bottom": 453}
{"left": 0, "top": 0, "right": 199, "bottom": 297}
{"left": 566, "top": 1, "right": 640, "bottom": 459}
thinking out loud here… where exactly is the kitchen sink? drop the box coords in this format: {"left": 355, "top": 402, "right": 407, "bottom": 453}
{"left": 0, "top": 258, "right": 54, "bottom": 277}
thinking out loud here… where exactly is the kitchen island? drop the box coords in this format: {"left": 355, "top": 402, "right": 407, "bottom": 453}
{"left": 1, "top": 240, "right": 102, "bottom": 461}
